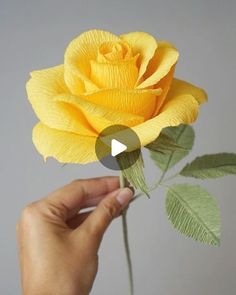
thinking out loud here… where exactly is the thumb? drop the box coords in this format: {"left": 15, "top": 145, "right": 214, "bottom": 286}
{"left": 79, "top": 187, "right": 133, "bottom": 250}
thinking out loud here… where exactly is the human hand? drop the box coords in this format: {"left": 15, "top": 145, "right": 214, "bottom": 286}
{"left": 16, "top": 176, "right": 133, "bottom": 295}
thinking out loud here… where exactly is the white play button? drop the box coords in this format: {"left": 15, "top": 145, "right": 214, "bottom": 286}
{"left": 111, "top": 139, "right": 127, "bottom": 157}
{"left": 95, "top": 125, "right": 141, "bottom": 170}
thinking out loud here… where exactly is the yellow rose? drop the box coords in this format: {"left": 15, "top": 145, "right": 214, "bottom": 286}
{"left": 26, "top": 29, "right": 207, "bottom": 164}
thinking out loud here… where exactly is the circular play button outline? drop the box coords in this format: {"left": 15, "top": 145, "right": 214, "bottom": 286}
{"left": 95, "top": 124, "right": 141, "bottom": 171}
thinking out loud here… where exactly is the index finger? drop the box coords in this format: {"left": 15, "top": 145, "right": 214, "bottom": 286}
{"left": 43, "top": 176, "right": 119, "bottom": 219}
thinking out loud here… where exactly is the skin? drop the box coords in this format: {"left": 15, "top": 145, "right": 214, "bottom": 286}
{"left": 16, "top": 176, "right": 134, "bottom": 295}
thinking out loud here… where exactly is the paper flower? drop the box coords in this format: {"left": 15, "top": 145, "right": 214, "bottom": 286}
{"left": 26, "top": 29, "right": 207, "bottom": 163}
{"left": 26, "top": 30, "right": 236, "bottom": 295}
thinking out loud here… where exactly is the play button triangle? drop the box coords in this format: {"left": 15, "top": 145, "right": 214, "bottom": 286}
{"left": 111, "top": 139, "right": 127, "bottom": 157}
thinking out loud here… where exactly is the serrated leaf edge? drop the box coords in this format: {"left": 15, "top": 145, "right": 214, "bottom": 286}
{"left": 166, "top": 184, "right": 220, "bottom": 246}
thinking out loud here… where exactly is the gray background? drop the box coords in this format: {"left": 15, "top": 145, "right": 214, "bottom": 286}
{"left": 1, "top": 0, "right": 236, "bottom": 294}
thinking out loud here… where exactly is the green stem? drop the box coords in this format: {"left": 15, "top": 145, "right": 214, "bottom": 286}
{"left": 149, "top": 172, "right": 179, "bottom": 192}
{"left": 129, "top": 172, "right": 179, "bottom": 206}
{"left": 162, "top": 172, "right": 179, "bottom": 183}
{"left": 119, "top": 172, "right": 134, "bottom": 295}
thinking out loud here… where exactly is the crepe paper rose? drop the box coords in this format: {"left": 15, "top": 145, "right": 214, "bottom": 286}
{"left": 26, "top": 30, "right": 207, "bottom": 163}
{"left": 28, "top": 30, "right": 236, "bottom": 295}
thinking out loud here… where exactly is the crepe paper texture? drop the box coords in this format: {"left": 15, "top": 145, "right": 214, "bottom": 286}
{"left": 27, "top": 30, "right": 236, "bottom": 295}
{"left": 26, "top": 29, "right": 207, "bottom": 163}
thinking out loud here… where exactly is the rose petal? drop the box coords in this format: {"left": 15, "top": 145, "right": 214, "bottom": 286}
{"left": 138, "top": 41, "right": 179, "bottom": 89}
{"left": 132, "top": 94, "right": 199, "bottom": 147}
{"left": 80, "top": 88, "right": 162, "bottom": 120}
{"left": 90, "top": 57, "right": 139, "bottom": 88}
{"left": 33, "top": 122, "right": 98, "bottom": 164}
{"left": 166, "top": 78, "right": 208, "bottom": 104}
{"left": 120, "top": 31, "right": 158, "bottom": 83}
{"left": 32, "top": 95, "right": 199, "bottom": 164}
{"left": 152, "top": 65, "right": 176, "bottom": 116}
{"left": 92, "top": 94, "right": 199, "bottom": 152}
{"left": 64, "top": 30, "right": 120, "bottom": 94}
{"left": 54, "top": 94, "right": 144, "bottom": 133}
{"left": 26, "top": 65, "right": 96, "bottom": 136}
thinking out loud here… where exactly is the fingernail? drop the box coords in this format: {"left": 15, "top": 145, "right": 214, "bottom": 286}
{"left": 116, "top": 188, "right": 134, "bottom": 206}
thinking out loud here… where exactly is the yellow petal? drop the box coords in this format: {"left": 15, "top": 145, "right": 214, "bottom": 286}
{"left": 90, "top": 57, "right": 139, "bottom": 88}
{"left": 166, "top": 78, "right": 208, "bottom": 104}
{"left": 80, "top": 88, "right": 162, "bottom": 120}
{"left": 97, "top": 41, "right": 133, "bottom": 62}
{"left": 138, "top": 41, "right": 179, "bottom": 89}
{"left": 152, "top": 65, "right": 176, "bottom": 116}
{"left": 32, "top": 95, "right": 199, "bottom": 163}
{"left": 132, "top": 94, "right": 199, "bottom": 147}
{"left": 64, "top": 30, "right": 120, "bottom": 95}
{"left": 54, "top": 94, "right": 144, "bottom": 133}
{"left": 120, "top": 31, "right": 158, "bottom": 83}
{"left": 26, "top": 65, "right": 96, "bottom": 136}
{"left": 33, "top": 122, "right": 99, "bottom": 164}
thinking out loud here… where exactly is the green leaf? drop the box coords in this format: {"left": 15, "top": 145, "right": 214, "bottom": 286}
{"left": 166, "top": 184, "right": 220, "bottom": 246}
{"left": 116, "top": 149, "right": 149, "bottom": 196}
{"left": 146, "top": 133, "right": 187, "bottom": 153}
{"left": 150, "top": 124, "right": 195, "bottom": 172}
{"left": 180, "top": 153, "right": 236, "bottom": 179}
